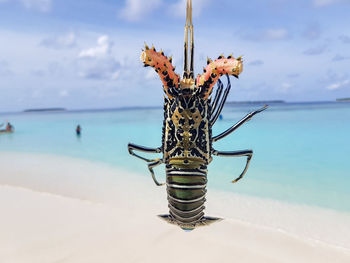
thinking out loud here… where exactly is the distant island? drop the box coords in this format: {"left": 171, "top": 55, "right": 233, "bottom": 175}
{"left": 336, "top": 98, "right": 350, "bottom": 102}
{"left": 226, "top": 100, "right": 285, "bottom": 105}
{"left": 24, "top": 108, "right": 67, "bottom": 112}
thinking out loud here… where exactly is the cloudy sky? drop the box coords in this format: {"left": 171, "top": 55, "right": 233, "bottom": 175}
{"left": 0, "top": 0, "right": 349, "bottom": 111}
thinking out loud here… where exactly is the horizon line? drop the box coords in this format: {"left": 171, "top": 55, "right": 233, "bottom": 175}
{"left": 0, "top": 99, "right": 348, "bottom": 115}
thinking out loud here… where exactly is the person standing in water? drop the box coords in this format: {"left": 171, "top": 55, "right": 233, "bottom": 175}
{"left": 6, "top": 122, "right": 13, "bottom": 132}
{"left": 76, "top": 125, "right": 81, "bottom": 136}
{"left": 0, "top": 121, "right": 14, "bottom": 133}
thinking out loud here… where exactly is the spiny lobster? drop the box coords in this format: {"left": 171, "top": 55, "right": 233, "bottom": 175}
{"left": 128, "top": 0, "right": 267, "bottom": 231}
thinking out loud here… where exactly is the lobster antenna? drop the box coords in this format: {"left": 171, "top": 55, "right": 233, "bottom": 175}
{"left": 183, "top": 0, "right": 194, "bottom": 79}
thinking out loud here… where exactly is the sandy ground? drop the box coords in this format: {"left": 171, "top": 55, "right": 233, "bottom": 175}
{"left": 0, "top": 152, "right": 350, "bottom": 263}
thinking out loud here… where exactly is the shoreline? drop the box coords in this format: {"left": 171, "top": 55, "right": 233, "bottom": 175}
{"left": 0, "top": 151, "right": 349, "bottom": 262}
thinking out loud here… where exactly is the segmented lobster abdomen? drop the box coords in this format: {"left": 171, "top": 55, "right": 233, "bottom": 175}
{"left": 166, "top": 165, "right": 207, "bottom": 224}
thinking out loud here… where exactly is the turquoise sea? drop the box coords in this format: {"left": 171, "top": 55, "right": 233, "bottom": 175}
{"left": 0, "top": 102, "right": 349, "bottom": 212}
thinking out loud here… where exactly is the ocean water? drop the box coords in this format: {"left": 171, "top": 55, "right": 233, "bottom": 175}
{"left": 0, "top": 102, "right": 349, "bottom": 212}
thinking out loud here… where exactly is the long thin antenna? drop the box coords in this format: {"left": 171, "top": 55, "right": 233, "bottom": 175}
{"left": 189, "top": 0, "right": 194, "bottom": 79}
{"left": 183, "top": 0, "right": 194, "bottom": 79}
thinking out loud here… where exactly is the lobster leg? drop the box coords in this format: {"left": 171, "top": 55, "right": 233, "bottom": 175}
{"left": 211, "top": 79, "right": 224, "bottom": 114}
{"left": 212, "top": 105, "right": 268, "bottom": 142}
{"left": 210, "top": 75, "right": 231, "bottom": 125}
{"left": 148, "top": 159, "right": 164, "bottom": 186}
{"left": 128, "top": 143, "right": 161, "bottom": 162}
{"left": 212, "top": 149, "right": 253, "bottom": 183}
{"left": 128, "top": 143, "right": 164, "bottom": 186}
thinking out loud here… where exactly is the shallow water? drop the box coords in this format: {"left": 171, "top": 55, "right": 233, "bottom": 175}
{"left": 0, "top": 102, "right": 349, "bottom": 212}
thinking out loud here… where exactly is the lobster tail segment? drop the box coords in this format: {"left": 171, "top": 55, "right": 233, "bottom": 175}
{"left": 158, "top": 165, "right": 222, "bottom": 230}
{"left": 158, "top": 214, "right": 222, "bottom": 231}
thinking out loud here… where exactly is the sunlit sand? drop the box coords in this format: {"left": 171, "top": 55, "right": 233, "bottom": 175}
{"left": 0, "top": 152, "right": 349, "bottom": 263}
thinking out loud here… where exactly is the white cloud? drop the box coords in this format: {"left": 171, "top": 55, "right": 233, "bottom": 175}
{"left": 31, "top": 89, "right": 42, "bottom": 99}
{"left": 278, "top": 82, "right": 293, "bottom": 93}
{"left": 0, "top": 0, "right": 52, "bottom": 12}
{"left": 0, "top": 61, "right": 12, "bottom": 75}
{"left": 118, "top": 0, "right": 162, "bottom": 22}
{"left": 332, "top": 54, "right": 350, "bottom": 61}
{"left": 326, "top": 79, "right": 350, "bottom": 90}
{"left": 302, "top": 45, "right": 327, "bottom": 55}
{"left": 248, "top": 60, "right": 264, "bottom": 66}
{"left": 302, "top": 23, "right": 321, "bottom": 40}
{"left": 339, "top": 35, "right": 350, "bottom": 44}
{"left": 111, "top": 71, "right": 120, "bottom": 80}
{"left": 169, "top": 0, "right": 210, "bottom": 18}
{"left": 78, "top": 57, "right": 120, "bottom": 80}
{"left": 40, "top": 32, "right": 76, "bottom": 49}
{"left": 287, "top": 73, "right": 300, "bottom": 79}
{"left": 145, "top": 68, "right": 157, "bottom": 80}
{"left": 77, "top": 35, "right": 121, "bottom": 80}
{"left": 20, "top": 0, "right": 52, "bottom": 12}
{"left": 313, "top": 0, "right": 349, "bottom": 7}
{"left": 263, "top": 28, "right": 289, "bottom": 40}
{"left": 59, "top": 90, "right": 68, "bottom": 97}
{"left": 242, "top": 28, "right": 290, "bottom": 41}
{"left": 79, "top": 35, "right": 112, "bottom": 58}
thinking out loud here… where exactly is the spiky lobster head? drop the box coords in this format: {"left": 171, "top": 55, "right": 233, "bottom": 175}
{"left": 141, "top": 0, "right": 242, "bottom": 101}
{"left": 141, "top": 44, "right": 243, "bottom": 100}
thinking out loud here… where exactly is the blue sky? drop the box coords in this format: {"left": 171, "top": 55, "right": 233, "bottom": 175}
{"left": 0, "top": 0, "right": 350, "bottom": 111}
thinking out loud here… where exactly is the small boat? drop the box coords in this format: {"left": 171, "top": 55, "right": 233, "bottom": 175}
{"left": 0, "top": 130, "right": 14, "bottom": 134}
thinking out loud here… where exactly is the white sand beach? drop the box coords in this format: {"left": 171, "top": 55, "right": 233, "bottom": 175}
{"left": 0, "top": 152, "right": 350, "bottom": 263}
